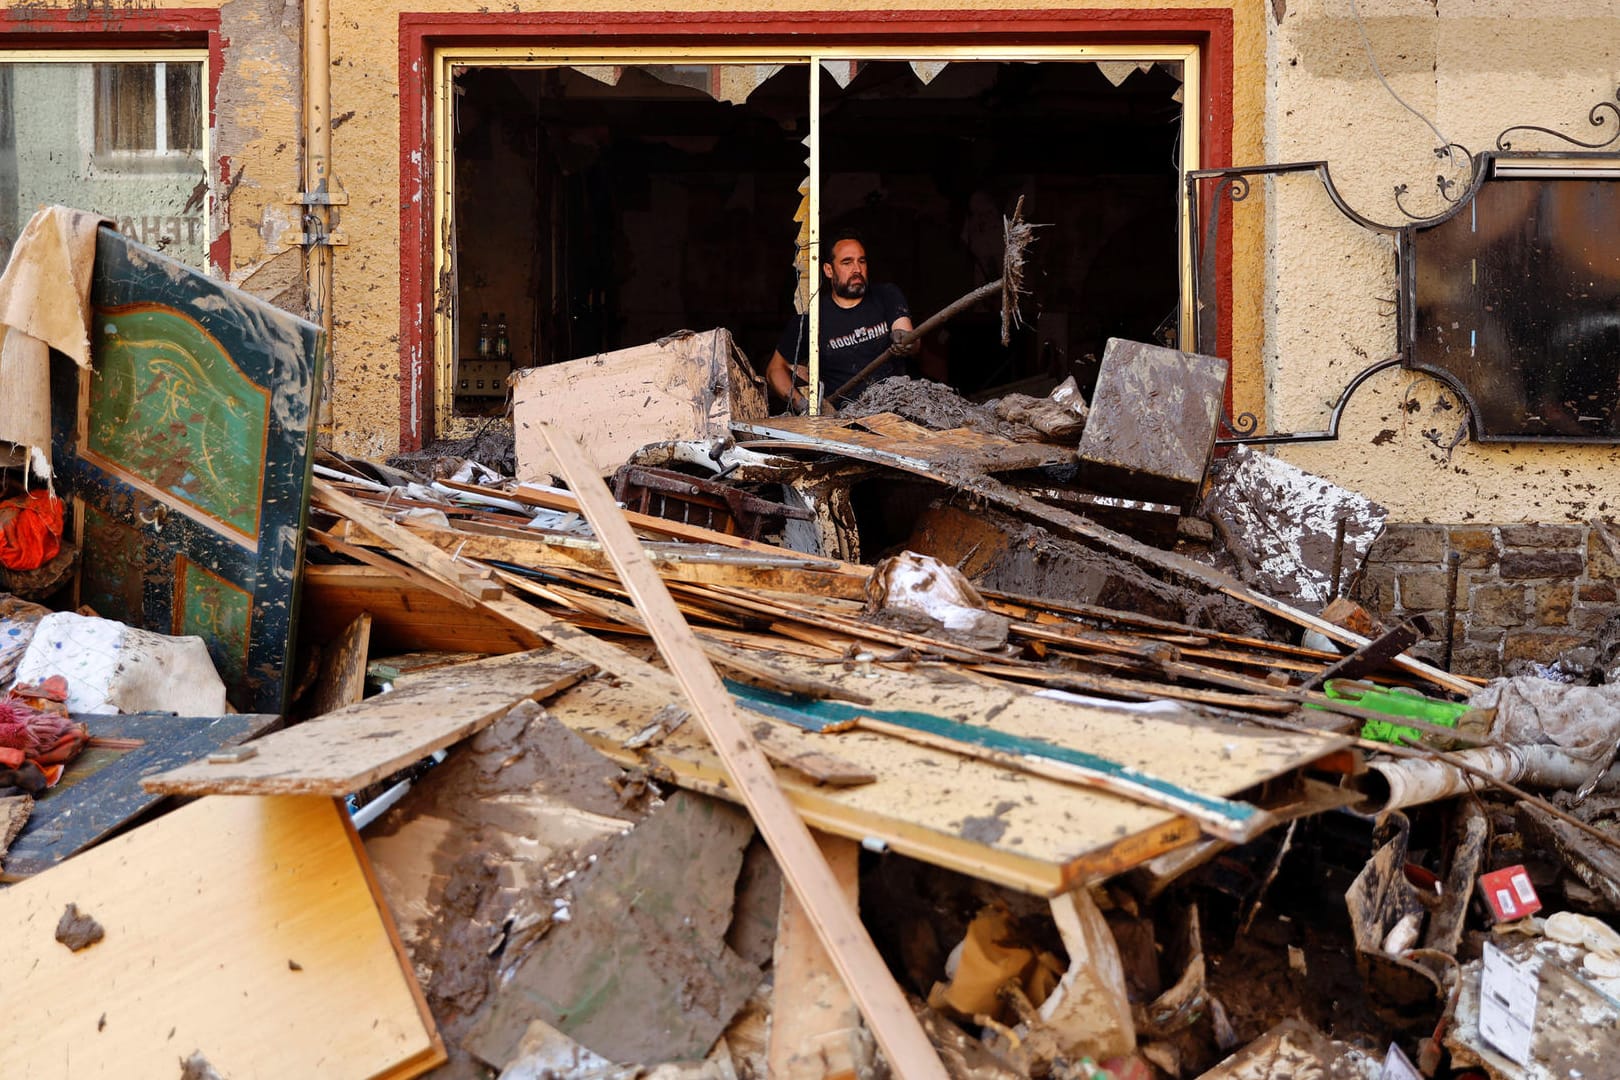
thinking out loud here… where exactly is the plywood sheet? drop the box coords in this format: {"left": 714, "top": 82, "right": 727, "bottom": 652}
{"left": 513, "top": 328, "right": 766, "bottom": 483}
{"left": 300, "top": 564, "right": 542, "bottom": 655}
{"left": 143, "top": 650, "right": 592, "bottom": 796}
{"left": 0, "top": 794, "right": 444, "bottom": 1079}
{"left": 543, "top": 660, "right": 1346, "bottom": 896}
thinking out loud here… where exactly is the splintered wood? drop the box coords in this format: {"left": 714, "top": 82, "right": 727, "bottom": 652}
{"left": 143, "top": 651, "right": 592, "bottom": 796}
{"left": 300, "top": 458, "right": 1364, "bottom": 896}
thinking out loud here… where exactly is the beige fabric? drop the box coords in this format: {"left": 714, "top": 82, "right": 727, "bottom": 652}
{"left": 0, "top": 207, "right": 112, "bottom": 477}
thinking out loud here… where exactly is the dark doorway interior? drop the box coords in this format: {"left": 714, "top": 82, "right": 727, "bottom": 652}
{"left": 449, "top": 59, "right": 1182, "bottom": 416}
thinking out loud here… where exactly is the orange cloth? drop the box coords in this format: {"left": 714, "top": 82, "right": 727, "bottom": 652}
{"left": 0, "top": 490, "right": 64, "bottom": 570}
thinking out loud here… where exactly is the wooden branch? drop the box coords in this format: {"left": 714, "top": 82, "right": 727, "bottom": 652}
{"left": 537, "top": 421, "right": 950, "bottom": 1080}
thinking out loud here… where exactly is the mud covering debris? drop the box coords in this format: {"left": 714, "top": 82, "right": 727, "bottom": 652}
{"left": 53, "top": 901, "right": 103, "bottom": 951}
{"left": 16, "top": 265, "right": 1620, "bottom": 1080}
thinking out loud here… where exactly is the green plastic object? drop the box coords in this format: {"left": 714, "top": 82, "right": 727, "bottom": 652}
{"left": 1316, "top": 679, "right": 1470, "bottom": 745}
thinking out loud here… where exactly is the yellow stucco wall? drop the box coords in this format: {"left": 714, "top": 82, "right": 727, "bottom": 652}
{"left": 16, "top": 0, "right": 1620, "bottom": 527}
{"left": 1265, "top": 0, "right": 1620, "bottom": 521}
{"left": 311, "top": 0, "right": 1268, "bottom": 460}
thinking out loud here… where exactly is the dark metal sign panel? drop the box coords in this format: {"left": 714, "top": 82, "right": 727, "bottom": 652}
{"left": 1407, "top": 176, "right": 1620, "bottom": 441}
{"left": 53, "top": 228, "right": 322, "bottom": 713}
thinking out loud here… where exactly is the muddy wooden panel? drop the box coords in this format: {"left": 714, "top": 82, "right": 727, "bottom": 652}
{"left": 1076, "top": 338, "right": 1228, "bottom": 506}
{"left": 51, "top": 228, "right": 323, "bottom": 714}
{"left": 143, "top": 650, "right": 592, "bottom": 796}
{"left": 0, "top": 794, "right": 445, "bottom": 1078}
{"left": 512, "top": 328, "right": 766, "bottom": 483}
{"left": 735, "top": 413, "right": 1071, "bottom": 473}
{"left": 541, "top": 658, "right": 1347, "bottom": 895}
{"left": 308, "top": 611, "right": 373, "bottom": 718}
{"left": 3, "top": 712, "right": 279, "bottom": 879}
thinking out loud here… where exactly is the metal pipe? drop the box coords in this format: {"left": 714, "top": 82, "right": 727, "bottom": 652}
{"left": 304, "top": 0, "right": 334, "bottom": 429}
{"left": 1355, "top": 745, "right": 1599, "bottom": 814}
{"left": 1442, "top": 551, "right": 1462, "bottom": 671}
{"left": 1330, "top": 518, "right": 1347, "bottom": 598}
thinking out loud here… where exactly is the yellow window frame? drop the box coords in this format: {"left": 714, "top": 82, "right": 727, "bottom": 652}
{"left": 431, "top": 43, "right": 1200, "bottom": 432}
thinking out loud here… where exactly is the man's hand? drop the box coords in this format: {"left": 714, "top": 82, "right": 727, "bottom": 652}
{"left": 890, "top": 327, "right": 918, "bottom": 357}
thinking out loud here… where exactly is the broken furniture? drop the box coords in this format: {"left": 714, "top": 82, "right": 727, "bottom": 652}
{"left": 50, "top": 227, "right": 324, "bottom": 715}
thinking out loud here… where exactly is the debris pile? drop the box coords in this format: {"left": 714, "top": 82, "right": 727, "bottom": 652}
{"left": 3, "top": 208, "right": 1620, "bottom": 1079}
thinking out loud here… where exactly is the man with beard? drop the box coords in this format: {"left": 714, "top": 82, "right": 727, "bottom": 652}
{"left": 766, "top": 230, "right": 915, "bottom": 413}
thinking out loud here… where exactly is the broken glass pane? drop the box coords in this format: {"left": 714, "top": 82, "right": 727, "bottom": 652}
{"left": 0, "top": 59, "right": 209, "bottom": 270}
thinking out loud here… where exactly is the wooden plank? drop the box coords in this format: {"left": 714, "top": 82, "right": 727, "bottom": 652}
{"left": 537, "top": 420, "right": 950, "bottom": 1080}
{"left": 476, "top": 593, "right": 876, "bottom": 787}
{"left": 308, "top": 611, "right": 373, "bottom": 717}
{"left": 769, "top": 832, "right": 866, "bottom": 1080}
{"left": 0, "top": 794, "right": 445, "bottom": 1078}
{"left": 735, "top": 424, "right": 1473, "bottom": 697}
{"left": 312, "top": 479, "right": 503, "bottom": 600}
{"left": 406, "top": 522, "right": 871, "bottom": 601}
{"left": 59, "top": 228, "right": 323, "bottom": 714}
{"left": 143, "top": 650, "right": 592, "bottom": 796}
{"left": 744, "top": 415, "right": 1071, "bottom": 473}
{"left": 967, "top": 662, "right": 1300, "bottom": 714}
{"left": 2, "top": 712, "right": 279, "bottom": 879}
{"left": 447, "top": 477, "right": 852, "bottom": 564}
{"left": 299, "top": 565, "right": 541, "bottom": 655}
{"left": 498, "top": 570, "right": 873, "bottom": 706}
{"left": 310, "top": 526, "right": 479, "bottom": 610}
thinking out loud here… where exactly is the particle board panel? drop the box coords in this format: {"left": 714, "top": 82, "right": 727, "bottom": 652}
{"left": 0, "top": 794, "right": 445, "bottom": 1079}
{"left": 512, "top": 328, "right": 766, "bottom": 482}
{"left": 542, "top": 658, "right": 1348, "bottom": 895}
{"left": 740, "top": 652, "right": 1346, "bottom": 800}
{"left": 142, "top": 649, "right": 593, "bottom": 796}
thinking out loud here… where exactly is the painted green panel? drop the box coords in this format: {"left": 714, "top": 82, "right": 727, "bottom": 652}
{"left": 56, "top": 228, "right": 323, "bottom": 714}
{"left": 86, "top": 307, "right": 270, "bottom": 541}
{"left": 176, "top": 558, "right": 251, "bottom": 692}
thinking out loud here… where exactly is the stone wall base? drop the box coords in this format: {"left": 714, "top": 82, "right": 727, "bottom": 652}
{"left": 1355, "top": 523, "right": 1620, "bottom": 680}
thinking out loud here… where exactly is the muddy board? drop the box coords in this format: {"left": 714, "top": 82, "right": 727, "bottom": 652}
{"left": 1, "top": 711, "right": 280, "bottom": 879}
{"left": 51, "top": 228, "right": 323, "bottom": 713}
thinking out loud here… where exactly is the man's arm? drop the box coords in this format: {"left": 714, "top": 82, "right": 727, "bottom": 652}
{"left": 766, "top": 349, "right": 808, "bottom": 412}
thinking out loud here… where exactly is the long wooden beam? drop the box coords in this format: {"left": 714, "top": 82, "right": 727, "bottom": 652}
{"left": 537, "top": 421, "right": 950, "bottom": 1080}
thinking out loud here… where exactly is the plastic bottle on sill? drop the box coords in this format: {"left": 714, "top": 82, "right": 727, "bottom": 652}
{"left": 477, "top": 312, "right": 491, "bottom": 360}
{"left": 495, "top": 313, "right": 510, "bottom": 361}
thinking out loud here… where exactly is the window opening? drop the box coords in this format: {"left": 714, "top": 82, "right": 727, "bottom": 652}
{"left": 434, "top": 48, "right": 1196, "bottom": 434}
{"left": 0, "top": 52, "right": 210, "bottom": 268}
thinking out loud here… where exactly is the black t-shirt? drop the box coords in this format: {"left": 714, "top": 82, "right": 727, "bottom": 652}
{"left": 776, "top": 283, "right": 911, "bottom": 392}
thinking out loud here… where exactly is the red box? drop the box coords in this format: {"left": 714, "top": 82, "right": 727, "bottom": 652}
{"left": 1479, "top": 865, "right": 1541, "bottom": 922}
